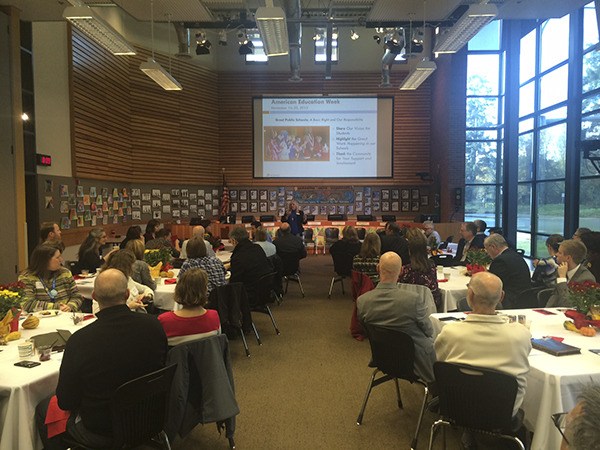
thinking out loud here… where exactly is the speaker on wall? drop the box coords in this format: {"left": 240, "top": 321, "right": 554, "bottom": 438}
{"left": 356, "top": 214, "right": 374, "bottom": 221}
{"left": 241, "top": 215, "right": 255, "bottom": 223}
{"left": 327, "top": 214, "right": 345, "bottom": 221}
{"left": 305, "top": 214, "right": 315, "bottom": 221}
{"left": 454, "top": 188, "right": 462, "bottom": 212}
{"left": 381, "top": 215, "right": 397, "bottom": 222}
{"left": 259, "top": 215, "right": 275, "bottom": 222}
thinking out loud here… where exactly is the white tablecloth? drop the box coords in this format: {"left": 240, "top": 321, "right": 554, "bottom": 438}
{"left": 0, "top": 313, "right": 94, "bottom": 450}
{"left": 436, "top": 266, "right": 469, "bottom": 312}
{"left": 430, "top": 308, "right": 600, "bottom": 450}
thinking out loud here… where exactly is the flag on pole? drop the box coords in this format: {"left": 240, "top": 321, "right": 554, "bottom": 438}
{"left": 219, "top": 169, "right": 229, "bottom": 217}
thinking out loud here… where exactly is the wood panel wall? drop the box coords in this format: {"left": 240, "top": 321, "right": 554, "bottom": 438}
{"left": 217, "top": 71, "right": 433, "bottom": 187}
{"left": 71, "top": 29, "right": 220, "bottom": 185}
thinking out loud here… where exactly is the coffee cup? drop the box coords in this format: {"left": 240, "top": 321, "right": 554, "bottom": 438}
{"left": 18, "top": 341, "right": 35, "bottom": 359}
{"left": 443, "top": 270, "right": 451, "bottom": 280}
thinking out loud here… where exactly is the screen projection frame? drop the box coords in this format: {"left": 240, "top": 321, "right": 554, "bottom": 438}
{"left": 252, "top": 96, "right": 394, "bottom": 179}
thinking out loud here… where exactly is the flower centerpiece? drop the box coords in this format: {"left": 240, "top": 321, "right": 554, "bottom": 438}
{"left": 465, "top": 249, "right": 491, "bottom": 276}
{"left": 563, "top": 281, "right": 600, "bottom": 336}
{"left": 0, "top": 281, "right": 25, "bottom": 336}
{"left": 144, "top": 248, "right": 173, "bottom": 278}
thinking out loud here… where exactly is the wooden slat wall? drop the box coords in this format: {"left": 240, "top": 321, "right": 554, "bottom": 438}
{"left": 71, "top": 30, "right": 220, "bottom": 185}
{"left": 218, "top": 71, "right": 432, "bottom": 187}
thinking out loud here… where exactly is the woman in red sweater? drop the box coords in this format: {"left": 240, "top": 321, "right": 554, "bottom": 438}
{"left": 158, "top": 268, "right": 221, "bottom": 346}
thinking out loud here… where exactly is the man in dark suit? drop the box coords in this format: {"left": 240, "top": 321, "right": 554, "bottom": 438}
{"left": 547, "top": 239, "right": 596, "bottom": 307}
{"left": 453, "top": 222, "right": 485, "bottom": 265}
{"left": 379, "top": 221, "right": 410, "bottom": 265}
{"left": 274, "top": 223, "right": 307, "bottom": 258}
{"left": 484, "top": 234, "right": 532, "bottom": 309}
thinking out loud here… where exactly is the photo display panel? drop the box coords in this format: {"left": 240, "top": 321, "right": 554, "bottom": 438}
{"left": 253, "top": 97, "right": 393, "bottom": 178}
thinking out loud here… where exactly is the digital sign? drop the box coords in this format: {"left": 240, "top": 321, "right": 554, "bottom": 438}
{"left": 36, "top": 154, "right": 52, "bottom": 167}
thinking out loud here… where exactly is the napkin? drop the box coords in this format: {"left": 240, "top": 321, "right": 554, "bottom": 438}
{"left": 164, "top": 278, "right": 177, "bottom": 285}
{"left": 45, "top": 395, "right": 70, "bottom": 438}
{"left": 437, "top": 279, "right": 449, "bottom": 283}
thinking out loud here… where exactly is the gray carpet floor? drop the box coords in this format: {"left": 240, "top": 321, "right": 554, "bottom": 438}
{"left": 170, "top": 255, "right": 502, "bottom": 450}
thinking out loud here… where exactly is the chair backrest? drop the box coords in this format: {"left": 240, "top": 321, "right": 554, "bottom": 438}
{"left": 431, "top": 254, "right": 454, "bottom": 267}
{"left": 517, "top": 287, "right": 544, "bottom": 308}
{"left": 537, "top": 288, "right": 554, "bottom": 307}
{"left": 362, "top": 323, "right": 419, "bottom": 382}
{"left": 325, "top": 227, "right": 339, "bottom": 240}
{"left": 253, "top": 272, "right": 277, "bottom": 306}
{"left": 278, "top": 251, "right": 301, "bottom": 276}
{"left": 111, "top": 364, "right": 177, "bottom": 448}
{"left": 434, "top": 362, "right": 518, "bottom": 432}
{"left": 303, "top": 228, "right": 314, "bottom": 242}
{"left": 207, "top": 282, "right": 250, "bottom": 335}
{"left": 331, "top": 249, "right": 355, "bottom": 277}
{"left": 516, "top": 248, "right": 526, "bottom": 255}
{"left": 351, "top": 270, "right": 375, "bottom": 301}
{"left": 356, "top": 227, "right": 366, "bottom": 240}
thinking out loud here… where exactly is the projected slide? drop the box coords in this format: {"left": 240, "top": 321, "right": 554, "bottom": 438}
{"left": 254, "top": 97, "right": 393, "bottom": 178}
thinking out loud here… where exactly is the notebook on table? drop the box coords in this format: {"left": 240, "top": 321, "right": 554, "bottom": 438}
{"left": 531, "top": 338, "right": 581, "bottom": 356}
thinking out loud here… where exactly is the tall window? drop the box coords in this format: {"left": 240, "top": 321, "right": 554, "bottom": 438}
{"left": 464, "top": 21, "right": 504, "bottom": 228}
{"left": 314, "top": 27, "right": 338, "bottom": 63}
{"left": 580, "top": 1, "right": 600, "bottom": 232}
{"left": 245, "top": 29, "right": 268, "bottom": 63}
{"left": 517, "top": 15, "right": 570, "bottom": 256}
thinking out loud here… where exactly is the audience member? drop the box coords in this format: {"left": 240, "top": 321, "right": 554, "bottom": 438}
{"left": 579, "top": 231, "right": 600, "bottom": 282}
{"left": 251, "top": 220, "right": 272, "bottom": 242}
{"left": 353, "top": 232, "right": 381, "bottom": 284}
{"left": 77, "top": 228, "right": 109, "bottom": 274}
{"left": 179, "top": 236, "right": 226, "bottom": 296}
{"left": 357, "top": 252, "right": 436, "bottom": 384}
{"left": 400, "top": 228, "right": 442, "bottom": 312}
{"left": 35, "top": 268, "right": 167, "bottom": 450}
{"left": 572, "top": 228, "right": 592, "bottom": 241}
{"left": 473, "top": 219, "right": 488, "bottom": 237}
{"left": 423, "top": 220, "right": 441, "bottom": 249}
{"left": 379, "top": 221, "right": 410, "bottom": 264}
{"left": 274, "top": 223, "right": 307, "bottom": 259}
{"left": 146, "top": 228, "right": 181, "bottom": 258}
{"left": 484, "top": 234, "right": 532, "bottom": 309}
{"left": 93, "top": 250, "right": 153, "bottom": 313}
{"left": 330, "top": 226, "right": 362, "bottom": 260}
{"left": 180, "top": 225, "right": 215, "bottom": 259}
{"left": 281, "top": 201, "right": 307, "bottom": 236}
{"left": 229, "top": 226, "right": 272, "bottom": 305}
{"left": 532, "top": 234, "right": 564, "bottom": 287}
{"left": 453, "top": 222, "right": 485, "bottom": 265}
{"left": 119, "top": 225, "right": 143, "bottom": 249}
{"left": 546, "top": 239, "right": 596, "bottom": 307}
{"left": 143, "top": 218, "right": 161, "bottom": 243}
{"left": 254, "top": 227, "right": 277, "bottom": 257}
{"left": 40, "top": 222, "right": 64, "bottom": 252}
{"left": 434, "top": 271, "right": 531, "bottom": 417}
{"left": 159, "top": 268, "right": 221, "bottom": 346}
{"left": 125, "top": 239, "right": 156, "bottom": 290}
{"left": 20, "top": 244, "right": 82, "bottom": 312}
{"left": 557, "top": 384, "right": 600, "bottom": 450}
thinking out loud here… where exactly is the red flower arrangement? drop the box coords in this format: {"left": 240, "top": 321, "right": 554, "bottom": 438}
{"left": 568, "top": 280, "right": 600, "bottom": 314}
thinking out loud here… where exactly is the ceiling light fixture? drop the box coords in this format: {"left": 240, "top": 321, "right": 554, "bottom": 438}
{"left": 373, "top": 35, "right": 381, "bottom": 44}
{"left": 433, "top": 3, "right": 498, "bottom": 54}
{"left": 350, "top": 29, "right": 359, "bottom": 40}
{"left": 255, "top": 0, "right": 289, "bottom": 56}
{"left": 195, "top": 32, "right": 212, "bottom": 55}
{"left": 63, "top": 6, "right": 136, "bottom": 55}
{"left": 21, "top": 113, "right": 30, "bottom": 121}
{"left": 399, "top": 58, "right": 437, "bottom": 90}
{"left": 238, "top": 32, "right": 254, "bottom": 55}
{"left": 139, "top": 1, "right": 182, "bottom": 91}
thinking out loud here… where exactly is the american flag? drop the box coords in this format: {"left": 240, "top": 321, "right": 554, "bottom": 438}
{"left": 219, "top": 171, "right": 229, "bottom": 217}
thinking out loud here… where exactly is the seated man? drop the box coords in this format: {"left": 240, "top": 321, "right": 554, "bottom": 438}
{"left": 546, "top": 239, "right": 596, "bottom": 307}
{"left": 357, "top": 252, "right": 436, "bottom": 384}
{"left": 559, "top": 384, "right": 600, "bottom": 450}
{"left": 254, "top": 227, "right": 277, "bottom": 257}
{"left": 453, "top": 222, "right": 485, "bottom": 265}
{"left": 36, "top": 269, "right": 167, "bottom": 450}
{"left": 434, "top": 272, "right": 531, "bottom": 417}
{"left": 146, "top": 228, "right": 181, "bottom": 258}
{"left": 180, "top": 225, "right": 215, "bottom": 259}
{"left": 229, "top": 226, "right": 273, "bottom": 305}
{"left": 423, "top": 220, "right": 441, "bottom": 249}
{"left": 484, "top": 234, "right": 532, "bottom": 308}
{"left": 251, "top": 220, "right": 272, "bottom": 242}
{"left": 40, "top": 222, "right": 64, "bottom": 252}
{"left": 274, "top": 223, "right": 307, "bottom": 259}
{"left": 379, "top": 221, "right": 410, "bottom": 264}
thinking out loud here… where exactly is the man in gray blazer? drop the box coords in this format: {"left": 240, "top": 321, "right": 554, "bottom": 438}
{"left": 547, "top": 239, "right": 596, "bottom": 307}
{"left": 357, "top": 252, "right": 436, "bottom": 384}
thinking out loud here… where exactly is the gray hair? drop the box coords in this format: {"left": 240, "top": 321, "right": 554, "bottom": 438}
{"left": 255, "top": 227, "right": 269, "bottom": 242}
{"left": 423, "top": 220, "right": 434, "bottom": 229}
{"left": 469, "top": 272, "right": 503, "bottom": 308}
{"left": 484, "top": 233, "right": 508, "bottom": 249}
{"left": 229, "top": 226, "right": 249, "bottom": 243}
{"left": 569, "top": 385, "right": 600, "bottom": 450}
{"left": 93, "top": 268, "right": 128, "bottom": 306}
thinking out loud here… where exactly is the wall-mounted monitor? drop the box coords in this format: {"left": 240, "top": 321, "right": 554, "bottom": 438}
{"left": 253, "top": 96, "right": 393, "bottom": 178}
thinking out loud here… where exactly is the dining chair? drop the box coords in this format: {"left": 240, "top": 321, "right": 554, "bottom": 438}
{"left": 357, "top": 323, "right": 430, "bottom": 450}
{"left": 428, "top": 362, "right": 527, "bottom": 450}
{"left": 278, "top": 250, "right": 305, "bottom": 297}
{"left": 328, "top": 248, "right": 355, "bottom": 298}
{"left": 250, "top": 272, "right": 281, "bottom": 335}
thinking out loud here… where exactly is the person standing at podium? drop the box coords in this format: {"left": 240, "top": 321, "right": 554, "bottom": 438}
{"left": 281, "top": 201, "right": 307, "bottom": 237}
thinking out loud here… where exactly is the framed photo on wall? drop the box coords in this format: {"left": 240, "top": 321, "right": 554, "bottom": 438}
{"left": 421, "top": 195, "right": 429, "bottom": 206}
{"left": 250, "top": 202, "right": 258, "bottom": 212}
{"left": 411, "top": 201, "right": 420, "bottom": 212}
{"left": 259, "top": 190, "right": 268, "bottom": 201}
{"left": 391, "top": 201, "right": 399, "bottom": 211}
{"left": 411, "top": 189, "right": 420, "bottom": 200}
{"left": 230, "top": 190, "right": 238, "bottom": 200}
{"left": 381, "top": 189, "right": 390, "bottom": 201}
{"left": 401, "top": 201, "right": 409, "bottom": 212}
{"left": 239, "top": 190, "right": 247, "bottom": 201}
{"left": 250, "top": 190, "right": 258, "bottom": 201}
{"left": 240, "top": 202, "right": 248, "bottom": 212}
{"left": 401, "top": 189, "right": 409, "bottom": 200}
{"left": 259, "top": 202, "right": 268, "bottom": 212}
{"left": 392, "top": 189, "right": 399, "bottom": 200}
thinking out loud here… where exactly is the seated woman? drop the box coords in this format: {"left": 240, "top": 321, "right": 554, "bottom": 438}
{"left": 92, "top": 250, "right": 153, "bottom": 314}
{"left": 158, "top": 268, "right": 221, "bottom": 346}
{"left": 399, "top": 228, "right": 442, "bottom": 312}
{"left": 20, "top": 244, "right": 83, "bottom": 312}
{"left": 143, "top": 218, "right": 161, "bottom": 244}
{"left": 532, "top": 234, "right": 564, "bottom": 287}
{"left": 77, "top": 227, "right": 108, "bottom": 274}
{"left": 126, "top": 238, "right": 157, "bottom": 290}
{"left": 353, "top": 232, "right": 381, "bottom": 284}
{"left": 120, "top": 225, "right": 143, "bottom": 249}
{"left": 179, "top": 236, "right": 226, "bottom": 296}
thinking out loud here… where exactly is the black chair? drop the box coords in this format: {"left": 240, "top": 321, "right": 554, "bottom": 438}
{"left": 303, "top": 228, "right": 315, "bottom": 254}
{"left": 268, "top": 253, "right": 284, "bottom": 303}
{"left": 250, "top": 272, "right": 281, "bottom": 335}
{"left": 516, "top": 286, "right": 545, "bottom": 309}
{"left": 428, "top": 362, "right": 526, "bottom": 450}
{"left": 324, "top": 227, "right": 339, "bottom": 253}
{"left": 278, "top": 251, "right": 305, "bottom": 297}
{"left": 208, "top": 282, "right": 261, "bottom": 356}
{"left": 66, "top": 364, "right": 178, "bottom": 450}
{"left": 537, "top": 288, "right": 554, "bottom": 307}
{"left": 357, "top": 324, "right": 430, "bottom": 450}
{"left": 431, "top": 253, "right": 454, "bottom": 267}
{"left": 438, "top": 235, "right": 453, "bottom": 250}
{"left": 356, "top": 227, "right": 366, "bottom": 240}
{"left": 516, "top": 248, "right": 526, "bottom": 255}
{"left": 328, "top": 249, "right": 355, "bottom": 299}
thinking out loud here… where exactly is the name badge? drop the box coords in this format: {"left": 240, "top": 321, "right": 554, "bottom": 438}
{"left": 35, "top": 281, "right": 44, "bottom": 289}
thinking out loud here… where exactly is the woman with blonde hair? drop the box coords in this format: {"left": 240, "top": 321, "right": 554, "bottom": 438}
{"left": 352, "top": 232, "right": 381, "bottom": 284}
{"left": 77, "top": 227, "right": 108, "bottom": 274}
{"left": 158, "top": 268, "right": 221, "bottom": 345}
{"left": 126, "top": 239, "right": 156, "bottom": 290}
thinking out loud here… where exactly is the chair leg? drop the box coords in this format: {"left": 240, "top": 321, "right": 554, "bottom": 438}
{"left": 393, "top": 378, "right": 403, "bottom": 409}
{"left": 297, "top": 275, "right": 305, "bottom": 297}
{"left": 428, "top": 420, "right": 449, "bottom": 450}
{"left": 501, "top": 435, "right": 525, "bottom": 450}
{"left": 152, "top": 430, "right": 171, "bottom": 450}
{"left": 328, "top": 276, "right": 335, "bottom": 299}
{"left": 252, "top": 322, "right": 262, "bottom": 345}
{"left": 239, "top": 328, "right": 250, "bottom": 357}
{"left": 411, "top": 384, "right": 429, "bottom": 450}
{"left": 284, "top": 276, "right": 289, "bottom": 294}
{"left": 265, "top": 305, "right": 280, "bottom": 335}
{"left": 228, "top": 436, "right": 236, "bottom": 449}
{"left": 356, "top": 369, "right": 378, "bottom": 425}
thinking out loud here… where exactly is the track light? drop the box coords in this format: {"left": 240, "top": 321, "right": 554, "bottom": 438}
{"left": 218, "top": 30, "right": 228, "bottom": 46}
{"left": 350, "top": 29, "right": 359, "bottom": 40}
{"left": 433, "top": 4, "right": 498, "bottom": 54}
{"left": 195, "top": 32, "right": 211, "bottom": 55}
{"left": 239, "top": 39, "right": 254, "bottom": 55}
{"left": 384, "top": 31, "right": 405, "bottom": 54}
{"left": 399, "top": 59, "right": 437, "bottom": 90}
{"left": 255, "top": 0, "right": 289, "bottom": 56}
{"left": 373, "top": 35, "right": 381, "bottom": 44}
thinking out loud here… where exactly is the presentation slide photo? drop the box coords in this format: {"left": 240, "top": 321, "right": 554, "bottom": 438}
{"left": 264, "top": 126, "right": 330, "bottom": 162}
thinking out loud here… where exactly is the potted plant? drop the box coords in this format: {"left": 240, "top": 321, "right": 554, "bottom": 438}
{"left": 144, "top": 248, "right": 173, "bottom": 278}
{"left": 465, "top": 249, "right": 491, "bottom": 276}
{"left": 563, "top": 281, "right": 600, "bottom": 336}
{"left": 0, "top": 281, "right": 25, "bottom": 335}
